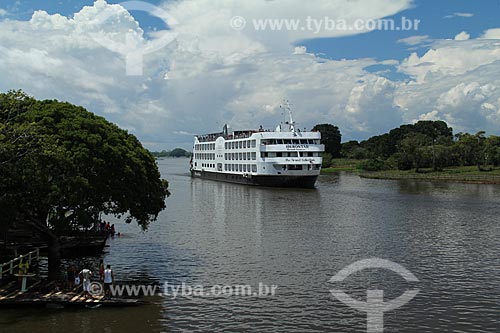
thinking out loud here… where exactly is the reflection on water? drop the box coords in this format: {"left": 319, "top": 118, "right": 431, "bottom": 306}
{"left": 1, "top": 158, "right": 500, "bottom": 332}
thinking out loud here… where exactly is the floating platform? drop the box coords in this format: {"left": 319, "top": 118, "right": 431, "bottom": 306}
{"left": 0, "top": 280, "right": 142, "bottom": 308}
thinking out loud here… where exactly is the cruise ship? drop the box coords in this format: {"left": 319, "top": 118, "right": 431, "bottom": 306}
{"left": 190, "top": 107, "right": 324, "bottom": 188}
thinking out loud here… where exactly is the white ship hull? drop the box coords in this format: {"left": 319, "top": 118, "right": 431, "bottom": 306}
{"left": 191, "top": 129, "right": 324, "bottom": 188}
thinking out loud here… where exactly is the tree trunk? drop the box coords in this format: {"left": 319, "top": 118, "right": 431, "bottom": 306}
{"left": 27, "top": 217, "right": 62, "bottom": 281}
{"left": 47, "top": 234, "right": 61, "bottom": 281}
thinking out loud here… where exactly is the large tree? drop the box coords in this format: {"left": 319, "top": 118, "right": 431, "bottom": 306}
{"left": 0, "top": 90, "right": 170, "bottom": 280}
{"left": 312, "top": 124, "right": 342, "bottom": 158}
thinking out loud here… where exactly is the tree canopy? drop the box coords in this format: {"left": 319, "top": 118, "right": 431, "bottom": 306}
{"left": 338, "top": 120, "right": 500, "bottom": 172}
{"left": 312, "top": 124, "right": 342, "bottom": 158}
{"left": 0, "top": 90, "right": 170, "bottom": 278}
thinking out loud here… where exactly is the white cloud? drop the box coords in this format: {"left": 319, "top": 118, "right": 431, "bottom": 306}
{"left": 480, "top": 28, "right": 500, "bottom": 40}
{"left": 454, "top": 31, "right": 470, "bottom": 41}
{"left": 397, "top": 35, "right": 432, "bottom": 46}
{"left": 444, "top": 12, "right": 474, "bottom": 19}
{"left": 0, "top": 0, "right": 499, "bottom": 150}
{"left": 398, "top": 38, "right": 500, "bottom": 83}
{"left": 0, "top": 9, "right": 7, "bottom": 17}
{"left": 0, "top": 0, "right": 415, "bottom": 147}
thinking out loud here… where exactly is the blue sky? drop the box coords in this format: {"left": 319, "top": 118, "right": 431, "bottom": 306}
{"left": 1, "top": 1, "right": 500, "bottom": 149}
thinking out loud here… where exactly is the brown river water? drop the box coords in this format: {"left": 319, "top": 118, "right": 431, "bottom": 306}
{"left": 1, "top": 157, "right": 500, "bottom": 332}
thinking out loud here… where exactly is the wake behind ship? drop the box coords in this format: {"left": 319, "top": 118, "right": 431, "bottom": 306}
{"left": 190, "top": 109, "right": 324, "bottom": 188}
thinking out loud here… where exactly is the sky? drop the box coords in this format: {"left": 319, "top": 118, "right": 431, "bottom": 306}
{"left": 1, "top": 0, "right": 500, "bottom": 150}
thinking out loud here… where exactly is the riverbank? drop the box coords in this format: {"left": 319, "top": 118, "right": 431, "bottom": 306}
{"left": 322, "top": 160, "right": 500, "bottom": 184}
{"left": 360, "top": 167, "right": 500, "bottom": 184}
{"left": 321, "top": 159, "right": 363, "bottom": 173}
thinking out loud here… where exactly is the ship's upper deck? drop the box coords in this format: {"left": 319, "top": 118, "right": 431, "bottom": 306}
{"left": 195, "top": 128, "right": 320, "bottom": 143}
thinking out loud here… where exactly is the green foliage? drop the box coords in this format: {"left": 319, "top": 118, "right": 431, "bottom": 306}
{"left": 322, "top": 153, "right": 333, "bottom": 168}
{"left": 0, "top": 90, "right": 170, "bottom": 233}
{"left": 312, "top": 124, "right": 342, "bottom": 158}
{"left": 341, "top": 140, "right": 369, "bottom": 159}
{"left": 332, "top": 120, "right": 499, "bottom": 173}
{"left": 360, "top": 120, "right": 453, "bottom": 159}
{"left": 358, "top": 158, "right": 389, "bottom": 171}
{"left": 152, "top": 148, "right": 191, "bottom": 158}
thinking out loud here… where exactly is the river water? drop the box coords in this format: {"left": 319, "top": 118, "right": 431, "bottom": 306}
{"left": 2, "top": 158, "right": 500, "bottom": 332}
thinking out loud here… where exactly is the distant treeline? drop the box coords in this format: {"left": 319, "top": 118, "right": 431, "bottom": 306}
{"left": 315, "top": 121, "right": 500, "bottom": 172}
{"left": 151, "top": 148, "right": 192, "bottom": 158}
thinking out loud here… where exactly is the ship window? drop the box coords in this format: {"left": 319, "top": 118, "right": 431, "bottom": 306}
{"left": 284, "top": 139, "right": 292, "bottom": 144}
{"left": 239, "top": 152, "right": 242, "bottom": 160}
{"left": 251, "top": 140, "right": 256, "bottom": 148}
{"left": 243, "top": 164, "right": 247, "bottom": 172}
{"left": 239, "top": 164, "right": 243, "bottom": 172}
{"left": 238, "top": 141, "right": 242, "bottom": 149}
{"left": 243, "top": 153, "right": 246, "bottom": 160}
{"left": 300, "top": 140, "right": 308, "bottom": 144}
{"left": 308, "top": 152, "right": 313, "bottom": 157}
{"left": 243, "top": 141, "right": 247, "bottom": 148}
{"left": 252, "top": 152, "right": 256, "bottom": 160}
{"left": 261, "top": 152, "right": 268, "bottom": 158}
{"left": 252, "top": 165, "right": 257, "bottom": 172}
{"left": 276, "top": 152, "right": 282, "bottom": 157}
{"left": 247, "top": 152, "right": 250, "bottom": 160}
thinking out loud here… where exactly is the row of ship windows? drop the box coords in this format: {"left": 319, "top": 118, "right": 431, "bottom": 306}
{"left": 262, "top": 139, "right": 320, "bottom": 145}
{"left": 225, "top": 152, "right": 257, "bottom": 161}
{"left": 194, "top": 140, "right": 259, "bottom": 151}
{"left": 225, "top": 164, "right": 258, "bottom": 173}
{"left": 194, "top": 153, "right": 216, "bottom": 160}
{"left": 195, "top": 143, "right": 216, "bottom": 151}
{"left": 201, "top": 163, "right": 215, "bottom": 168}
{"left": 198, "top": 163, "right": 257, "bottom": 173}
{"left": 194, "top": 152, "right": 321, "bottom": 160}
{"left": 225, "top": 140, "right": 257, "bottom": 149}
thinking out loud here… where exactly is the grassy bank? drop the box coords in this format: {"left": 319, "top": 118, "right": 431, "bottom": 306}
{"left": 321, "top": 159, "right": 364, "bottom": 173}
{"left": 322, "top": 160, "right": 500, "bottom": 184}
{"left": 359, "top": 166, "right": 500, "bottom": 184}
